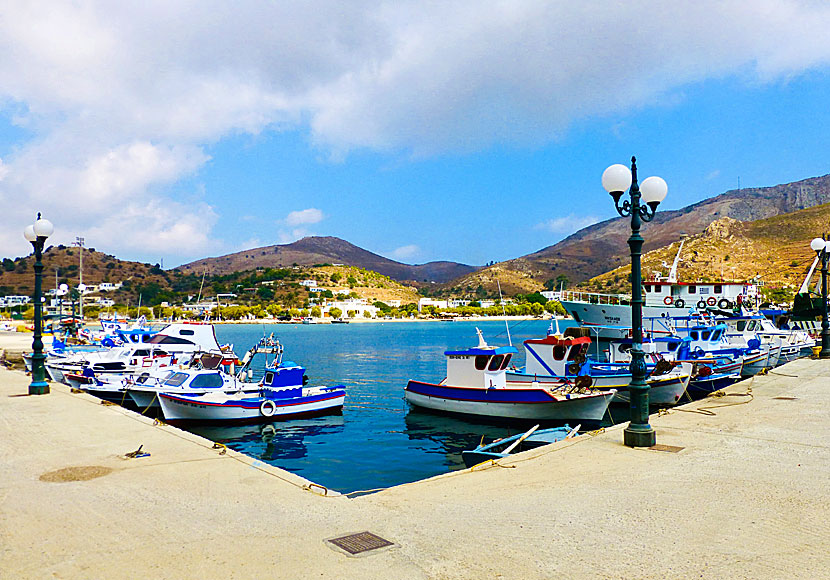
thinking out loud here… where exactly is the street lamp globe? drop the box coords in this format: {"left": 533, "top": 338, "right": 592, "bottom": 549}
{"left": 59, "top": 283, "right": 68, "bottom": 294}
{"left": 23, "top": 224, "right": 37, "bottom": 242}
{"left": 811, "top": 237, "right": 825, "bottom": 252}
{"left": 78, "top": 283, "right": 87, "bottom": 293}
{"left": 33, "top": 218, "right": 54, "bottom": 238}
{"left": 602, "top": 164, "right": 633, "bottom": 195}
{"left": 641, "top": 176, "right": 668, "bottom": 209}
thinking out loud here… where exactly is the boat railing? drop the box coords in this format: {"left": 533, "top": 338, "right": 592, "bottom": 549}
{"left": 559, "top": 290, "right": 632, "bottom": 306}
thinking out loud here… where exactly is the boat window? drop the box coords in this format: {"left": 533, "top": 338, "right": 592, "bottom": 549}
{"left": 714, "top": 284, "right": 722, "bottom": 293}
{"left": 189, "top": 373, "right": 224, "bottom": 389}
{"left": 712, "top": 329, "right": 722, "bottom": 341}
{"left": 142, "top": 335, "right": 151, "bottom": 342}
{"left": 701, "top": 331, "right": 711, "bottom": 340}
{"left": 488, "top": 355, "right": 504, "bottom": 371}
{"left": 748, "top": 321, "right": 756, "bottom": 331}
{"left": 737, "top": 321, "right": 746, "bottom": 331}
{"left": 162, "top": 372, "right": 189, "bottom": 387}
{"left": 690, "top": 331, "right": 699, "bottom": 340}
{"left": 688, "top": 286, "right": 696, "bottom": 294}
{"left": 644, "top": 284, "right": 651, "bottom": 292}
{"left": 149, "top": 335, "right": 195, "bottom": 345}
{"left": 668, "top": 342, "right": 679, "bottom": 351}
{"left": 134, "top": 349, "right": 150, "bottom": 357}
{"left": 552, "top": 345, "right": 567, "bottom": 360}
{"left": 474, "top": 355, "right": 490, "bottom": 370}
{"left": 264, "top": 371, "right": 274, "bottom": 385}
{"left": 180, "top": 329, "right": 195, "bottom": 336}
{"left": 500, "top": 354, "right": 513, "bottom": 370}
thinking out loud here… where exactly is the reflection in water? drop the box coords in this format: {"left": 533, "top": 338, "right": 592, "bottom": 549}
{"left": 188, "top": 416, "right": 345, "bottom": 463}
{"left": 183, "top": 319, "right": 576, "bottom": 494}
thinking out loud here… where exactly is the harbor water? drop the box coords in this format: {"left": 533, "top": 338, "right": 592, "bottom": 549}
{"left": 186, "top": 319, "right": 597, "bottom": 494}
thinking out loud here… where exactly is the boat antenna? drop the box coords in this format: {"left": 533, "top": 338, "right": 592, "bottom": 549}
{"left": 798, "top": 255, "right": 820, "bottom": 295}
{"left": 475, "top": 327, "right": 488, "bottom": 348}
{"left": 497, "top": 280, "right": 512, "bottom": 346}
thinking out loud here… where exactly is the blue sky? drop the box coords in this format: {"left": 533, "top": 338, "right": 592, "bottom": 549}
{"left": 1, "top": 2, "right": 830, "bottom": 268}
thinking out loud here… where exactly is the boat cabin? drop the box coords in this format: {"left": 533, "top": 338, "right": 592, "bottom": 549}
{"left": 642, "top": 281, "right": 756, "bottom": 309}
{"left": 523, "top": 334, "right": 592, "bottom": 377}
{"left": 445, "top": 344, "right": 517, "bottom": 389}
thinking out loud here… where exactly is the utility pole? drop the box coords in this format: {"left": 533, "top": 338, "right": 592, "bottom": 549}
{"left": 75, "top": 236, "right": 85, "bottom": 319}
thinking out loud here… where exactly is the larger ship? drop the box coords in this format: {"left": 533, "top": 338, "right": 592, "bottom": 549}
{"left": 559, "top": 240, "right": 759, "bottom": 340}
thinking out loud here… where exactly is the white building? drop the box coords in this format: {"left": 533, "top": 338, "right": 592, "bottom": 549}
{"left": 448, "top": 299, "right": 470, "bottom": 308}
{"left": 418, "top": 298, "right": 448, "bottom": 312}
{"left": 299, "top": 280, "right": 318, "bottom": 288}
{"left": 324, "top": 298, "right": 378, "bottom": 319}
{"left": 98, "top": 282, "right": 122, "bottom": 292}
{"left": 540, "top": 291, "right": 560, "bottom": 301}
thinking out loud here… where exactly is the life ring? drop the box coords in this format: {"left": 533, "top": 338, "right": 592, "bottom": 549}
{"left": 696, "top": 300, "right": 707, "bottom": 309}
{"left": 706, "top": 297, "right": 717, "bottom": 306}
{"left": 693, "top": 346, "right": 705, "bottom": 358}
{"left": 718, "top": 298, "right": 731, "bottom": 309}
{"left": 674, "top": 299, "right": 685, "bottom": 308}
{"left": 663, "top": 296, "right": 674, "bottom": 305}
{"left": 260, "top": 400, "right": 277, "bottom": 417}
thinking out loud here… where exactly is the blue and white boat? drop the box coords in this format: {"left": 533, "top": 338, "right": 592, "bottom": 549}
{"left": 505, "top": 326, "right": 691, "bottom": 407}
{"left": 405, "top": 330, "right": 616, "bottom": 423}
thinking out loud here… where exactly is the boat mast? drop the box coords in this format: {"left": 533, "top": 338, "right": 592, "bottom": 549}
{"left": 667, "top": 239, "right": 684, "bottom": 283}
{"left": 497, "top": 280, "right": 512, "bottom": 346}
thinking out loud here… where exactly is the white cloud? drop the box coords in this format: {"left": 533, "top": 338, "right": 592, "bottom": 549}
{"left": 389, "top": 244, "right": 420, "bottom": 260}
{"left": 706, "top": 170, "right": 722, "bottom": 181}
{"left": 536, "top": 215, "right": 599, "bottom": 235}
{"left": 284, "top": 208, "right": 324, "bottom": 226}
{"left": 1, "top": 2, "right": 830, "bottom": 259}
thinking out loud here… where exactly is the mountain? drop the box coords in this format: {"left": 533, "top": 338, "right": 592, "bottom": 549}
{"left": 585, "top": 202, "right": 830, "bottom": 296}
{"left": 175, "top": 236, "right": 478, "bottom": 284}
{"left": 445, "top": 173, "right": 830, "bottom": 294}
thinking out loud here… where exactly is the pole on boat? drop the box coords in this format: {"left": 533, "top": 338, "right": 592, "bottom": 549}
{"left": 24, "top": 213, "right": 54, "bottom": 395}
{"left": 809, "top": 237, "right": 830, "bottom": 358}
{"left": 603, "top": 157, "right": 668, "bottom": 447}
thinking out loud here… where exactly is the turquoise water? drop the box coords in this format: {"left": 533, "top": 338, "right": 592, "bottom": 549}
{"left": 185, "top": 319, "right": 578, "bottom": 494}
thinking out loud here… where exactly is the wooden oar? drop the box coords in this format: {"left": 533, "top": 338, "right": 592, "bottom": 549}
{"left": 502, "top": 424, "right": 540, "bottom": 455}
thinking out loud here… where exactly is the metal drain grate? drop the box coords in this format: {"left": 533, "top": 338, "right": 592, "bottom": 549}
{"left": 328, "top": 532, "right": 393, "bottom": 555}
{"left": 772, "top": 396, "right": 798, "bottom": 400}
{"left": 649, "top": 444, "right": 685, "bottom": 453}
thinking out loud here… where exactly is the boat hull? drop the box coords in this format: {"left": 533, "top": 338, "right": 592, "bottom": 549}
{"left": 404, "top": 380, "right": 614, "bottom": 422}
{"left": 158, "top": 388, "right": 345, "bottom": 423}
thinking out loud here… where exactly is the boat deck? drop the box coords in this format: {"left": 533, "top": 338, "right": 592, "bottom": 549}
{"left": 1, "top": 359, "right": 828, "bottom": 579}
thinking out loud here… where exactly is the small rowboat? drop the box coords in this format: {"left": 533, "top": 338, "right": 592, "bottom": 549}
{"left": 462, "top": 424, "right": 581, "bottom": 468}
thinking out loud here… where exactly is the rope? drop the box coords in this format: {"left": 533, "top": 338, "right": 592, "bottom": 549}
{"left": 140, "top": 392, "right": 158, "bottom": 416}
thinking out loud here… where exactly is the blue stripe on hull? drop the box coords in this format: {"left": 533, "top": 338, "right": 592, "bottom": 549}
{"left": 405, "top": 380, "right": 560, "bottom": 404}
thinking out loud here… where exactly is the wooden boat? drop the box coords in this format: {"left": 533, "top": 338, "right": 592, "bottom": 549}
{"left": 462, "top": 424, "right": 580, "bottom": 468}
{"left": 405, "top": 329, "right": 616, "bottom": 423}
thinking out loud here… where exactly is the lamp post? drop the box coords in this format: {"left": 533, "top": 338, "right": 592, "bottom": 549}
{"left": 77, "top": 283, "right": 86, "bottom": 322}
{"left": 603, "top": 157, "right": 668, "bottom": 447}
{"left": 809, "top": 237, "right": 830, "bottom": 358}
{"left": 23, "top": 213, "right": 54, "bottom": 395}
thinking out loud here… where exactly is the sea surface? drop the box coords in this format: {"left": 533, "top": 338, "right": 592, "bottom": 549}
{"left": 184, "top": 318, "right": 597, "bottom": 494}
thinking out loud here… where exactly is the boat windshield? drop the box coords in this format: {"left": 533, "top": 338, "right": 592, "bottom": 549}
{"left": 161, "top": 372, "right": 189, "bottom": 387}
{"left": 474, "top": 355, "right": 490, "bottom": 370}
{"left": 488, "top": 355, "right": 504, "bottom": 371}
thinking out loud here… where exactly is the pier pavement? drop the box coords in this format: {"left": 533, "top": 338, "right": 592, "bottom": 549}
{"left": 1, "top": 360, "right": 828, "bottom": 579}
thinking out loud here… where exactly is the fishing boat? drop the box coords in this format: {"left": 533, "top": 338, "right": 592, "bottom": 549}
{"left": 462, "top": 423, "right": 580, "bottom": 468}
{"left": 405, "top": 329, "right": 616, "bottom": 423}
{"left": 506, "top": 324, "right": 691, "bottom": 407}
{"left": 157, "top": 383, "right": 346, "bottom": 424}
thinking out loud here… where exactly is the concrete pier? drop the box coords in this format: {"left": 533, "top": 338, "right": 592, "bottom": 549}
{"left": 1, "top": 360, "right": 828, "bottom": 579}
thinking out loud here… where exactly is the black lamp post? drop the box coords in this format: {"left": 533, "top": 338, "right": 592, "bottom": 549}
{"left": 810, "top": 237, "right": 830, "bottom": 358}
{"left": 23, "top": 213, "right": 54, "bottom": 395}
{"left": 603, "top": 157, "right": 668, "bottom": 447}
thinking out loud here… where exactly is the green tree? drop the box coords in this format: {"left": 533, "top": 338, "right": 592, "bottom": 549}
{"left": 363, "top": 310, "right": 373, "bottom": 318}
{"left": 329, "top": 307, "right": 342, "bottom": 319}
{"left": 330, "top": 272, "right": 342, "bottom": 284}
{"left": 310, "top": 306, "right": 321, "bottom": 318}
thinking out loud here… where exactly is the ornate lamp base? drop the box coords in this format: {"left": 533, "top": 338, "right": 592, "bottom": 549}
{"left": 28, "top": 381, "right": 50, "bottom": 395}
{"left": 624, "top": 425, "right": 656, "bottom": 448}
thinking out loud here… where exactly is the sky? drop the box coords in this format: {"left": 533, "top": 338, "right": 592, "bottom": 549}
{"left": 2, "top": 1, "right": 830, "bottom": 269}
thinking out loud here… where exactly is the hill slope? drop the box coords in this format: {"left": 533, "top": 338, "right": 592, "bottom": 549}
{"left": 446, "top": 173, "right": 830, "bottom": 294}
{"left": 176, "top": 236, "right": 478, "bottom": 284}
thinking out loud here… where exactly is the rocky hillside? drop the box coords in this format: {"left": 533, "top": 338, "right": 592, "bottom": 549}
{"left": 582, "top": 203, "right": 830, "bottom": 295}
{"left": 176, "top": 236, "right": 478, "bottom": 284}
{"left": 447, "top": 173, "right": 830, "bottom": 295}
